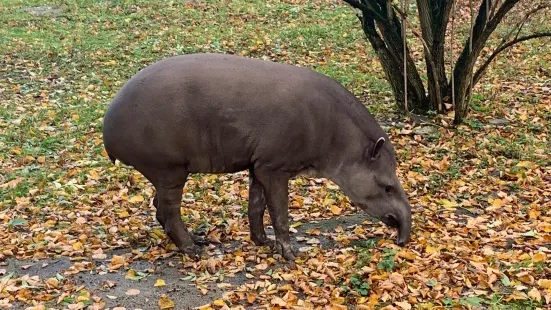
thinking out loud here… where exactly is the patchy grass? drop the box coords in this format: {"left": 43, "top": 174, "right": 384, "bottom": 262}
{"left": 1, "top": 0, "right": 550, "bottom": 309}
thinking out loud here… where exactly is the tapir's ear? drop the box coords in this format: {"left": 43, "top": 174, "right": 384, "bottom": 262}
{"left": 370, "top": 137, "right": 385, "bottom": 160}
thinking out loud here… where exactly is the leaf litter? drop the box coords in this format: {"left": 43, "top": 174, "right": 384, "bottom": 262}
{"left": 0, "top": 0, "right": 550, "bottom": 309}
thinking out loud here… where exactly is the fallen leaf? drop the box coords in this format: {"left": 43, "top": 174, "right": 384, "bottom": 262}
{"left": 533, "top": 252, "right": 546, "bottom": 262}
{"left": 129, "top": 195, "right": 144, "bottom": 203}
{"left": 528, "top": 287, "right": 541, "bottom": 302}
{"left": 538, "top": 279, "right": 551, "bottom": 289}
{"left": 395, "top": 301, "right": 412, "bottom": 310}
{"left": 125, "top": 289, "right": 140, "bottom": 296}
{"left": 158, "top": 294, "right": 175, "bottom": 309}
{"left": 330, "top": 205, "right": 342, "bottom": 215}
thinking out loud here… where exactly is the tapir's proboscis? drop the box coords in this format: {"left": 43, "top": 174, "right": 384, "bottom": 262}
{"left": 102, "top": 53, "right": 412, "bottom": 260}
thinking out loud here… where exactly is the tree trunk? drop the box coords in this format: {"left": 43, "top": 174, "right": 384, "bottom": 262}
{"left": 357, "top": 4, "right": 428, "bottom": 113}
{"left": 341, "top": 0, "right": 550, "bottom": 124}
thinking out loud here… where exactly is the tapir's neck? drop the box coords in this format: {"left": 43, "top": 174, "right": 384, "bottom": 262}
{"left": 313, "top": 92, "right": 386, "bottom": 186}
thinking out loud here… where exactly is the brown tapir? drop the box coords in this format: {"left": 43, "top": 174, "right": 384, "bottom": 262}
{"left": 102, "top": 53, "right": 412, "bottom": 260}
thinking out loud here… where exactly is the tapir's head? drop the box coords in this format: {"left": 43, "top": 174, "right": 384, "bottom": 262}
{"left": 335, "top": 136, "right": 412, "bottom": 246}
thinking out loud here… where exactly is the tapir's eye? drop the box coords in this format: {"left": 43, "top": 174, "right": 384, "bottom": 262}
{"left": 385, "top": 186, "right": 392, "bottom": 193}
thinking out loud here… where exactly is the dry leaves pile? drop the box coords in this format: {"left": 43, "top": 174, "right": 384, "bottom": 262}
{"left": 1, "top": 0, "right": 550, "bottom": 309}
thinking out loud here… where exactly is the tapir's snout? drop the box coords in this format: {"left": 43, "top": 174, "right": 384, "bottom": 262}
{"left": 381, "top": 209, "right": 412, "bottom": 246}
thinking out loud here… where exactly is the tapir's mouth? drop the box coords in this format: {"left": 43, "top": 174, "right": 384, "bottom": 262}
{"left": 381, "top": 213, "right": 399, "bottom": 228}
{"left": 381, "top": 213, "right": 411, "bottom": 246}
{"left": 353, "top": 204, "right": 411, "bottom": 246}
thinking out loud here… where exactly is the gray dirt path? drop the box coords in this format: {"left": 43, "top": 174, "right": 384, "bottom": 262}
{"left": 3, "top": 214, "right": 372, "bottom": 310}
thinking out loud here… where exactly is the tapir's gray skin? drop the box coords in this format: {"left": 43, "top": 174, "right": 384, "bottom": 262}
{"left": 102, "top": 53, "right": 412, "bottom": 260}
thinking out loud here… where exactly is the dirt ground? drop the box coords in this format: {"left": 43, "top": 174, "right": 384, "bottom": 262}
{"left": 3, "top": 215, "right": 369, "bottom": 310}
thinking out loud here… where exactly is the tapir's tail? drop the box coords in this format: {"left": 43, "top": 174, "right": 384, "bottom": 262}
{"left": 107, "top": 153, "right": 117, "bottom": 164}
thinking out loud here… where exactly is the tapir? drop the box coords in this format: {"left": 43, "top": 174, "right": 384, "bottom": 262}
{"left": 102, "top": 53, "right": 412, "bottom": 260}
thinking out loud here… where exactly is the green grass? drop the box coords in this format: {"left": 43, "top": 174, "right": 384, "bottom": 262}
{"left": 1, "top": 1, "right": 550, "bottom": 309}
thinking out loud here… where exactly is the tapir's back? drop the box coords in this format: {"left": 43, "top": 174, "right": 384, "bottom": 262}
{"left": 103, "top": 53, "right": 367, "bottom": 174}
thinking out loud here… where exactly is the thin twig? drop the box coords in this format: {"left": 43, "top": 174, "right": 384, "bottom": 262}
{"left": 451, "top": 0, "right": 456, "bottom": 111}
{"left": 341, "top": 0, "right": 385, "bottom": 21}
{"left": 466, "top": 0, "right": 475, "bottom": 111}
{"left": 402, "top": 0, "right": 409, "bottom": 112}
{"left": 473, "top": 32, "right": 551, "bottom": 85}
{"left": 392, "top": 2, "right": 441, "bottom": 111}
{"left": 497, "top": 5, "right": 550, "bottom": 47}
{"left": 341, "top": 0, "right": 370, "bottom": 12}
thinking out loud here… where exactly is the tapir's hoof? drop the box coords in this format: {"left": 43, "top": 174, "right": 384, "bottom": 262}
{"left": 179, "top": 244, "right": 203, "bottom": 258}
{"left": 275, "top": 241, "right": 298, "bottom": 261}
{"left": 191, "top": 234, "right": 210, "bottom": 246}
{"left": 251, "top": 234, "right": 273, "bottom": 247}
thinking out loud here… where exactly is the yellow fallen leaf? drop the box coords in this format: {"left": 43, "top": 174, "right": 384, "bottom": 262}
{"left": 537, "top": 279, "right": 551, "bottom": 289}
{"left": 491, "top": 198, "right": 503, "bottom": 208}
{"left": 395, "top": 301, "right": 412, "bottom": 310}
{"left": 111, "top": 255, "right": 126, "bottom": 266}
{"left": 195, "top": 304, "right": 213, "bottom": 310}
{"left": 72, "top": 241, "right": 83, "bottom": 251}
{"left": 516, "top": 161, "right": 533, "bottom": 168}
{"left": 129, "top": 195, "right": 144, "bottom": 203}
{"left": 519, "top": 113, "right": 527, "bottom": 121}
{"left": 425, "top": 246, "right": 439, "bottom": 254}
{"left": 154, "top": 279, "right": 166, "bottom": 287}
{"left": 77, "top": 293, "right": 90, "bottom": 302}
{"left": 533, "top": 252, "right": 547, "bottom": 263}
{"left": 330, "top": 205, "right": 342, "bottom": 215}
{"left": 437, "top": 199, "right": 458, "bottom": 209}
{"left": 88, "top": 169, "right": 99, "bottom": 180}
{"left": 118, "top": 210, "right": 130, "bottom": 218}
{"left": 247, "top": 293, "right": 256, "bottom": 304}
{"left": 528, "top": 209, "right": 540, "bottom": 219}
{"left": 528, "top": 287, "right": 541, "bottom": 302}
{"left": 398, "top": 251, "right": 416, "bottom": 261}
{"left": 158, "top": 294, "right": 175, "bottom": 309}
{"left": 323, "top": 198, "right": 336, "bottom": 206}
{"left": 45, "top": 278, "right": 59, "bottom": 288}
{"left": 37, "top": 156, "right": 45, "bottom": 163}
{"left": 212, "top": 299, "right": 226, "bottom": 307}
{"left": 506, "top": 291, "right": 528, "bottom": 301}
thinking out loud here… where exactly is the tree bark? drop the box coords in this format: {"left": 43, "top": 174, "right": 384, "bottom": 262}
{"left": 453, "top": 0, "right": 521, "bottom": 123}
{"left": 341, "top": 0, "right": 550, "bottom": 124}
{"left": 358, "top": 1, "right": 428, "bottom": 113}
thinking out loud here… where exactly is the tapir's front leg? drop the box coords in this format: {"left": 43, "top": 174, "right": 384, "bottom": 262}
{"left": 254, "top": 170, "right": 297, "bottom": 260}
{"left": 248, "top": 168, "right": 271, "bottom": 246}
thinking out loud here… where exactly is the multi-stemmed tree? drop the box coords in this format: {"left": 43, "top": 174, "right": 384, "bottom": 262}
{"left": 341, "top": 0, "right": 551, "bottom": 124}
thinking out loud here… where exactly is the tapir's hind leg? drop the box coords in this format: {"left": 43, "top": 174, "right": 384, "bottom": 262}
{"left": 152, "top": 190, "right": 209, "bottom": 247}
{"left": 248, "top": 168, "right": 270, "bottom": 246}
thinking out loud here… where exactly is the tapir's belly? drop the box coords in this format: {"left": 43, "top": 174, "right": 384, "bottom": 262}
{"left": 183, "top": 142, "right": 255, "bottom": 174}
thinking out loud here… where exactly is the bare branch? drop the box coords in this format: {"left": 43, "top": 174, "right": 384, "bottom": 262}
{"left": 341, "top": 0, "right": 369, "bottom": 12}
{"left": 451, "top": 0, "right": 457, "bottom": 110}
{"left": 402, "top": 0, "right": 409, "bottom": 112}
{"left": 498, "top": 5, "right": 550, "bottom": 46}
{"left": 465, "top": 0, "right": 475, "bottom": 113}
{"left": 513, "top": 5, "right": 550, "bottom": 40}
{"left": 473, "top": 32, "right": 551, "bottom": 85}
{"left": 341, "top": 0, "right": 385, "bottom": 21}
